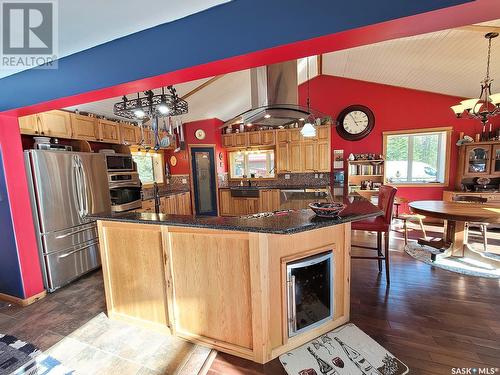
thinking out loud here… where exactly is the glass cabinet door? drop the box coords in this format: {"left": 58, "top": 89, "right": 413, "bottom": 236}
{"left": 465, "top": 146, "right": 490, "bottom": 175}
{"left": 492, "top": 145, "right": 500, "bottom": 175}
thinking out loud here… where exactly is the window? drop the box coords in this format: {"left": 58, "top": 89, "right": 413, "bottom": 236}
{"left": 131, "top": 151, "right": 164, "bottom": 185}
{"left": 229, "top": 149, "right": 275, "bottom": 179}
{"left": 383, "top": 128, "right": 451, "bottom": 185}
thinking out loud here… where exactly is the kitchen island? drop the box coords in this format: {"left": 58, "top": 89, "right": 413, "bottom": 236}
{"left": 93, "top": 192, "right": 381, "bottom": 364}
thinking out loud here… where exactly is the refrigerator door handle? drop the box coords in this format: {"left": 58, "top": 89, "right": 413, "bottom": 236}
{"left": 57, "top": 241, "right": 97, "bottom": 259}
{"left": 72, "top": 156, "right": 84, "bottom": 218}
{"left": 79, "top": 158, "right": 91, "bottom": 216}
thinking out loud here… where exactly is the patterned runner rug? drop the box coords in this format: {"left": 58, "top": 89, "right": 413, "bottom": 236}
{"left": 0, "top": 334, "right": 72, "bottom": 375}
{"left": 279, "top": 323, "right": 409, "bottom": 375}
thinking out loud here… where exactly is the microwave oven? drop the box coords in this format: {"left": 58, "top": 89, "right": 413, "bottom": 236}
{"left": 105, "top": 153, "right": 135, "bottom": 172}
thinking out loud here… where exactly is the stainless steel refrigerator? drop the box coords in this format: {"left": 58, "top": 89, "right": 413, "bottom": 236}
{"left": 25, "top": 150, "right": 111, "bottom": 292}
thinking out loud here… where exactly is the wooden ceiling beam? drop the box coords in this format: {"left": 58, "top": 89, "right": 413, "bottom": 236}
{"left": 457, "top": 24, "right": 500, "bottom": 33}
{"left": 181, "top": 75, "right": 225, "bottom": 100}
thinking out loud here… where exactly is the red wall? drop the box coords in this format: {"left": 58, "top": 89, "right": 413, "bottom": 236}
{"left": 165, "top": 118, "right": 226, "bottom": 175}
{"left": 299, "top": 75, "right": 500, "bottom": 203}
{"left": 0, "top": 115, "right": 44, "bottom": 297}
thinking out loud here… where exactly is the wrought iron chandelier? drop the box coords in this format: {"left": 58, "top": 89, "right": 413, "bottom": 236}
{"left": 113, "top": 86, "right": 188, "bottom": 120}
{"left": 451, "top": 32, "right": 500, "bottom": 126}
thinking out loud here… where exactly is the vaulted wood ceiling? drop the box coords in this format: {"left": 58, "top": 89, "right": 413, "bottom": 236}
{"left": 66, "top": 19, "right": 500, "bottom": 123}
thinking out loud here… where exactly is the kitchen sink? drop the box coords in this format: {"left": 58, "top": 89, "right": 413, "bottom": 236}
{"left": 230, "top": 187, "right": 260, "bottom": 198}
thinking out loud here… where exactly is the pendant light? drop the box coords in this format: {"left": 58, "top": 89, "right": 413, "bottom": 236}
{"left": 301, "top": 57, "right": 317, "bottom": 138}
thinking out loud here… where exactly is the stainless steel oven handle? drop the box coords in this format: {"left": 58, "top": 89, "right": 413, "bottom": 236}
{"left": 291, "top": 275, "right": 297, "bottom": 333}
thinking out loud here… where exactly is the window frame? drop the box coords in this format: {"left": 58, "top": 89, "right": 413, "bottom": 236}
{"left": 382, "top": 127, "right": 452, "bottom": 187}
{"left": 228, "top": 147, "right": 276, "bottom": 180}
{"left": 131, "top": 150, "right": 165, "bottom": 187}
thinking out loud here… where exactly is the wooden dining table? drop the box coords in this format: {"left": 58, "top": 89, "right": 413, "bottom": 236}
{"left": 409, "top": 200, "right": 500, "bottom": 260}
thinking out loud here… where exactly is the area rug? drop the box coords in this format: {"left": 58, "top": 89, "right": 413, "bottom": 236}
{"left": 46, "top": 313, "right": 216, "bottom": 375}
{"left": 405, "top": 242, "right": 500, "bottom": 278}
{"left": 279, "top": 323, "right": 409, "bottom": 375}
{"left": 0, "top": 333, "right": 72, "bottom": 375}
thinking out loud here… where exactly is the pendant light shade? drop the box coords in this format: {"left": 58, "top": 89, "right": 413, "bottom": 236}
{"left": 301, "top": 122, "right": 316, "bottom": 137}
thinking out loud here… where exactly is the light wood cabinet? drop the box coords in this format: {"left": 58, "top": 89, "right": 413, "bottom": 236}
{"left": 70, "top": 114, "right": 98, "bottom": 141}
{"left": 97, "top": 119, "right": 121, "bottom": 144}
{"left": 276, "top": 142, "right": 290, "bottom": 172}
{"left": 232, "top": 197, "right": 259, "bottom": 215}
{"left": 317, "top": 125, "right": 330, "bottom": 140}
{"left": 302, "top": 142, "right": 316, "bottom": 172}
{"left": 261, "top": 130, "right": 276, "bottom": 145}
{"left": 277, "top": 129, "right": 289, "bottom": 143}
{"left": 248, "top": 132, "right": 261, "bottom": 146}
{"left": 176, "top": 192, "right": 192, "bottom": 215}
{"left": 37, "top": 110, "right": 72, "bottom": 138}
{"left": 120, "top": 123, "right": 138, "bottom": 145}
{"left": 290, "top": 128, "right": 302, "bottom": 142}
{"left": 289, "top": 142, "right": 302, "bottom": 172}
{"left": 18, "top": 115, "right": 39, "bottom": 135}
{"left": 219, "top": 189, "right": 233, "bottom": 216}
{"left": 317, "top": 141, "right": 330, "bottom": 172}
{"left": 234, "top": 133, "right": 248, "bottom": 147}
{"left": 259, "top": 189, "right": 280, "bottom": 212}
{"left": 222, "top": 134, "right": 235, "bottom": 148}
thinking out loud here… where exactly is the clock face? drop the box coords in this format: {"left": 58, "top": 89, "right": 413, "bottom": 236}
{"left": 343, "top": 110, "right": 369, "bottom": 135}
{"left": 195, "top": 129, "right": 206, "bottom": 140}
{"left": 336, "top": 105, "right": 375, "bottom": 141}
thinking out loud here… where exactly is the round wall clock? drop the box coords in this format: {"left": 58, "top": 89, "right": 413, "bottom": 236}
{"left": 195, "top": 129, "right": 206, "bottom": 140}
{"left": 336, "top": 105, "right": 375, "bottom": 141}
{"left": 169, "top": 155, "right": 177, "bottom": 166}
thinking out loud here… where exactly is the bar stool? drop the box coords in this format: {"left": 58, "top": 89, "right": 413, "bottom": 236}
{"left": 351, "top": 185, "right": 398, "bottom": 283}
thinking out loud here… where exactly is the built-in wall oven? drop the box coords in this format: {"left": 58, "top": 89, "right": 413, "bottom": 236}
{"left": 287, "top": 251, "right": 334, "bottom": 337}
{"left": 104, "top": 154, "right": 142, "bottom": 212}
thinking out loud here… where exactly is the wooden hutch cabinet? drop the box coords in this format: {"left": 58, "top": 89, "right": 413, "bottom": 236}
{"left": 455, "top": 140, "right": 500, "bottom": 189}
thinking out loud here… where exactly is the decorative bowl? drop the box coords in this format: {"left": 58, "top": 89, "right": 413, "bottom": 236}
{"left": 308, "top": 202, "right": 346, "bottom": 218}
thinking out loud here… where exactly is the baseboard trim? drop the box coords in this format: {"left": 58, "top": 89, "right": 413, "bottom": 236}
{"left": 0, "top": 290, "right": 46, "bottom": 306}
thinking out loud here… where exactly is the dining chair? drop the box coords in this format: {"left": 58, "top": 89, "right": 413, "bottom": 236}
{"left": 393, "top": 197, "right": 427, "bottom": 245}
{"left": 452, "top": 195, "right": 488, "bottom": 251}
{"left": 351, "top": 185, "right": 398, "bottom": 283}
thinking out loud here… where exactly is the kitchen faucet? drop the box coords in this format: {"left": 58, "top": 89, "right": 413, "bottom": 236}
{"left": 153, "top": 182, "right": 161, "bottom": 214}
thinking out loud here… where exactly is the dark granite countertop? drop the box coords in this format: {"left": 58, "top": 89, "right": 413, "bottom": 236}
{"left": 220, "top": 185, "right": 329, "bottom": 190}
{"left": 92, "top": 193, "right": 382, "bottom": 235}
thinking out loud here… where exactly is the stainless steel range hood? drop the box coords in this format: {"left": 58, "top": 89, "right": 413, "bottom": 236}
{"left": 223, "top": 60, "right": 322, "bottom": 129}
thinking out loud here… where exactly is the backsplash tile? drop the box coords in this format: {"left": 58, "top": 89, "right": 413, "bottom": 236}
{"left": 226, "top": 173, "right": 330, "bottom": 188}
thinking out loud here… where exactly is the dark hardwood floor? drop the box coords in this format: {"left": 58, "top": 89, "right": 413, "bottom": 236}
{"left": 0, "top": 224, "right": 499, "bottom": 375}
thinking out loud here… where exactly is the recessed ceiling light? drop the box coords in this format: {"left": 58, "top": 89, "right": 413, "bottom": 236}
{"left": 264, "top": 114, "right": 271, "bottom": 119}
{"left": 298, "top": 118, "right": 305, "bottom": 121}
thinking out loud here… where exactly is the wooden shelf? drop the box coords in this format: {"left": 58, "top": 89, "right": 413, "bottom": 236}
{"left": 349, "top": 174, "right": 383, "bottom": 178}
{"left": 348, "top": 159, "right": 384, "bottom": 164}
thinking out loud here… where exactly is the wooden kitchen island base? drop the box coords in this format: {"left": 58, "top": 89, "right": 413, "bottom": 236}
{"left": 97, "top": 220, "right": 351, "bottom": 364}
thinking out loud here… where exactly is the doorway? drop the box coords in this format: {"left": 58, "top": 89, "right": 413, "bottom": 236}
{"left": 190, "top": 146, "right": 218, "bottom": 216}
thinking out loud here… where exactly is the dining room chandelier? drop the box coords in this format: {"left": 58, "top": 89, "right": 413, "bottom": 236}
{"left": 451, "top": 32, "right": 500, "bottom": 127}
{"left": 113, "top": 85, "right": 188, "bottom": 120}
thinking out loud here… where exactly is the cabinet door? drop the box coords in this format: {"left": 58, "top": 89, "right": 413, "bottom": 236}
{"left": 98, "top": 119, "right": 121, "bottom": 144}
{"left": 248, "top": 132, "right": 261, "bottom": 146}
{"left": 120, "top": 123, "right": 138, "bottom": 145}
{"left": 18, "top": 115, "right": 39, "bottom": 135}
{"left": 70, "top": 114, "right": 97, "bottom": 141}
{"left": 491, "top": 144, "right": 500, "bottom": 175}
{"left": 246, "top": 198, "right": 259, "bottom": 214}
{"left": 176, "top": 192, "right": 192, "bottom": 215}
{"left": 289, "top": 142, "right": 302, "bottom": 172}
{"left": 276, "top": 143, "right": 289, "bottom": 172}
{"left": 162, "top": 195, "right": 177, "bottom": 214}
{"left": 222, "top": 134, "right": 234, "bottom": 148}
{"left": 317, "top": 141, "right": 331, "bottom": 172}
{"left": 234, "top": 133, "right": 248, "bottom": 147}
{"left": 261, "top": 130, "right": 276, "bottom": 145}
{"left": 290, "top": 128, "right": 302, "bottom": 142}
{"left": 259, "top": 189, "right": 280, "bottom": 212}
{"left": 317, "top": 125, "right": 330, "bottom": 140}
{"left": 219, "top": 189, "right": 233, "bottom": 216}
{"left": 302, "top": 142, "right": 317, "bottom": 172}
{"left": 38, "top": 110, "right": 72, "bottom": 138}
{"left": 464, "top": 145, "right": 491, "bottom": 176}
{"left": 277, "top": 129, "right": 289, "bottom": 143}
